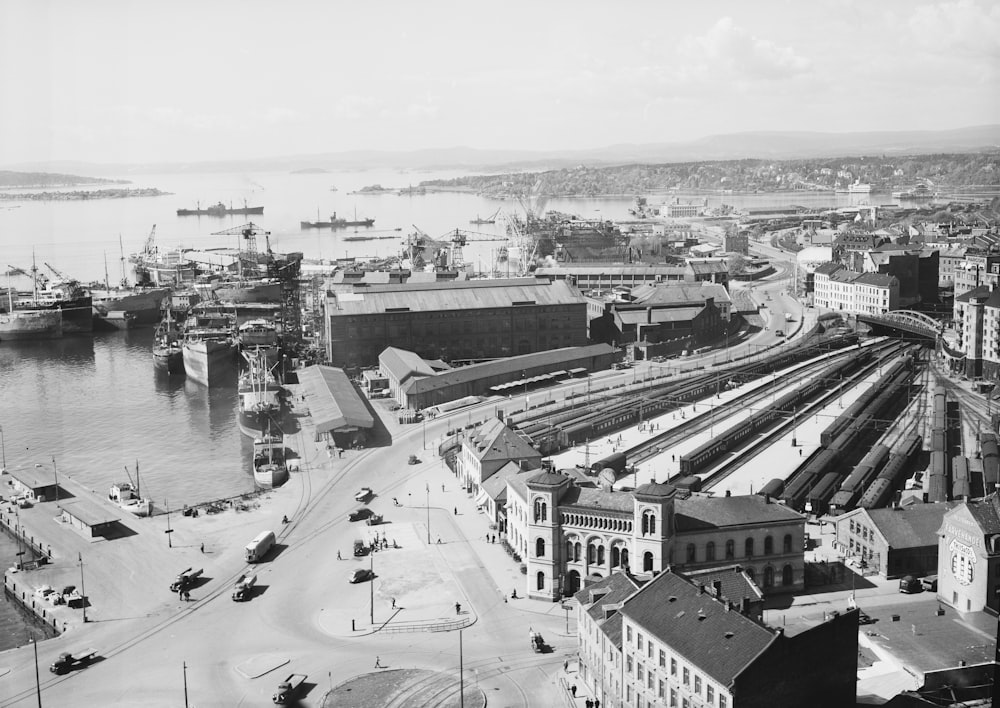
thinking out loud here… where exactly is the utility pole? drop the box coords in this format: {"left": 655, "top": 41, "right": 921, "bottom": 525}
{"left": 0, "top": 423, "right": 6, "bottom": 470}
{"left": 426, "top": 483, "right": 431, "bottom": 545}
{"left": 369, "top": 553, "right": 374, "bottom": 626}
{"left": 165, "top": 500, "right": 173, "bottom": 548}
{"left": 79, "top": 552, "right": 87, "bottom": 623}
{"left": 32, "top": 635, "right": 42, "bottom": 708}
{"left": 459, "top": 629, "right": 465, "bottom": 708}
{"left": 183, "top": 661, "right": 189, "bottom": 708}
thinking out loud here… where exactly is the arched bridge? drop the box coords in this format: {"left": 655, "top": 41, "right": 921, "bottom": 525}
{"left": 856, "top": 310, "right": 944, "bottom": 342}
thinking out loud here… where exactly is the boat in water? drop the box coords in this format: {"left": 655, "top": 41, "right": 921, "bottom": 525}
{"left": 893, "top": 183, "right": 935, "bottom": 201}
{"left": 152, "top": 308, "right": 184, "bottom": 375}
{"left": 8, "top": 260, "right": 92, "bottom": 334}
{"left": 0, "top": 305, "right": 62, "bottom": 341}
{"left": 92, "top": 285, "right": 171, "bottom": 330}
{"left": 177, "top": 201, "right": 264, "bottom": 217}
{"left": 181, "top": 304, "right": 238, "bottom": 387}
{"left": 252, "top": 431, "right": 289, "bottom": 489}
{"left": 238, "top": 318, "right": 282, "bottom": 373}
{"left": 836, "top": 179, "right": 871, "bottom": 194}
{"left": 341, "top": 234, "right": 398, "bottom": 242}
{"left": 209, "top": 278, "right": 281, "bottom": 304}
{"left": 109, "top": 463, "right": 153, "bottom": 516}
{"left": 300, "top": 210, "right": 375, "bottom": 229}
{"left": 238, "top": 350, "right": 286, "bottom": 437}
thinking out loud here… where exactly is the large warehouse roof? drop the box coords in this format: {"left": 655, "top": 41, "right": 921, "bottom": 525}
{"left": 330, "top": 278, "right": 584, "bottom": 315}
{"left": 299, "top": 365, "right": 374, "bottom": 433}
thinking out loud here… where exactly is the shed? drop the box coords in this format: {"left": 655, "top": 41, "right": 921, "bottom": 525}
{"left": 6, "top": 463, "right": 61, "bottom": 503}
{"left": 57, "top": 498, "right": 118, "bottom": 538}
{"left": 298, "top": 365, "right": 375, "bottom": 448}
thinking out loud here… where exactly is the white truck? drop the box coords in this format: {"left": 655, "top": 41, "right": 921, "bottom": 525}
{"left": 232, "top": 574, "right": 257, "bottom": 602}
{"left": 272, "top": 673, "right": 307, "bottom": 704}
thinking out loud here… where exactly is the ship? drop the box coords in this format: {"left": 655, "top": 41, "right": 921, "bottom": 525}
{"left": 300, "top": 210, "right": 375, "bottom": 229}
{"left": 177, "top": 201, "right": 264, "bottom": 217}
{"left": 237, "top": 318, "right": 282, "bottom": 373}
{"left": 181, "top": 305, "right": 238, "bottom": 387}
{"left": 237, "top": 350, "right": 286, "bottom": 437}
{"left": 836, "top": 179, "right": 871, "bottom": 194}
{"left": 469, "top": 208, "right": 499, "bottom": 225}
{"left": 209, "top": 278, "right": 281, "bottom": 304}
{"left": 342, "top": 234, "right": 399, "bottom": 242}
{"left": 152, "top": 308, "right": 184, "bottom": 375}
{"left": 893, "top": 183, "right": 935, "bottom": 200}
{"left": 252, "top": 430, "right": 289, "bottom": 489}
{"left": 130, "top": 226, "right": 201, "bottom": 287}
{"left": 92, "top": 286, "right": 171, "bottom": 330}
{"left": 0, "top": 305, "right": 62, "bottom": 341}
{"left": 8, "top": 261, "right": 92, "bottom": 334}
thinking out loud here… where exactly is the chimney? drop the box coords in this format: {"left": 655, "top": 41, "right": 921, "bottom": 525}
{"left": 764, "top": 494, "right": 771, "bottom": 504}
{"left": 713, "top": 580, "right": 723, "bottom": 598}
{"left": 740, "top": 597, "right": 750, "bottom": 614}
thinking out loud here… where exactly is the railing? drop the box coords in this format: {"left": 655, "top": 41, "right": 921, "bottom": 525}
{"left": 377, "top": 615, "right": 474, "bottom": 634}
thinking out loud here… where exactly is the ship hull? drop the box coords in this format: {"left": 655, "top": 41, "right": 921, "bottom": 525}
{"left": 93, "top": 287, "right": 171, "bottom": 329}
{"left": 212, "top": 282, "right": 281, "bottom": 303}
{"left": 254, "top": 463, "right": 289, "bottom": 489}
{"left": 182, "top": 339, "right": 237, "bottom": 387}
{"left": 20, "top": 296, "right": 92, "bottom": 334}
{"left": 153, "top": 346, "right": 184, "bottom": 375}
{"left": 0, "top": 309, "right": 62, "bottom": 341}
{"left": 177, "top": 206, "right": 264, "bottom": 216}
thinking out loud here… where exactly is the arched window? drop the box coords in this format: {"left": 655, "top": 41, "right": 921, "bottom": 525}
{"left": 686, "top": 544, "right": 697, "bottom": 563}
{"left": 706, "top": 542, "right": 716, "bottom": 562}
{"left": 536, "top": 538, "right": 546, "bottom": 558}
{"left": 566, "top": 540, "right": 574, "bottom": 560}
{"left": 643, "top": 551, "right": 654, "bottom": 572}
{"left": 597, "top": 545, "right": 605, "bottom": 565}
{"left": 783, "top": 534, "right": 793, "bottom": 554}
{"left": 588, "top": 542, "right": 597, "bottom": 564}
{"left": 745, "top": 538, "right": 755, "bottom": 558}
{"left": 574, "top": 542, "right": 582, "bottom": 562}
{"left": 533, "top": 499, "right": 547, "bottom": 523}
{"left": 764, "top": 536, "right": 774, "bottom": 555}
{"left": 621, "top": 549, "right": 630, "bottom": 570}
{"left": 782, "top": 564, "right": 794, "bottom": 586}
{"left": 725, "top": 540, "right": 735, "bottom": 560}
{"left": 642, "top": 510, "right": 657, "bottom": 535}
{"left": 763, "top": 566, "right": 775, "bottom": 588}
{"left": 536, "top": 572, "right": 545, "bottom": 590}
{"left": 611, "top": 546, "right": 621, "bottom": 568}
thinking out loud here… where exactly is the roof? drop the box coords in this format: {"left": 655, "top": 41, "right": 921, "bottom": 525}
{"left": 536, "top": 265, "right": 686, "bottom": 277}
{"left": 814, "top": 262, "right": 844, "bottom": 276}
{"left": 629, "top": 283, "right": 731, "bottom": 307}
{"left": 573, "top": 571, "right": 644, "bottom": 649}
{"left": 956, "top": 285, "right": 992, "bottom": 304}
{"left": 866, "top": 503, "right": 957, "bottom": 549}
{"left": 56, "top": 498, "right": 117, "bottom": 527}
{"left": 854, "top": 272, "right": 897, "bottom": 288}
{"left": 403, "top": 345, "right": 615, "bottom": 396}
{"left": 465, "top": 418, "right": 541, "bottom": 464}
{"left": 298, "top": 365, "right": 374, "bottom": 433}
{"left": 681, "top": 565, "right": 764, "bottom": 604}
{"left": 960, "top": 493, "right": 1000, "bottom": 535}
{"left": 622, "top": 569, "right": 777, "bottom": 686}
{"left": 379, "top": 346, "right": 435, "bottom": 383}
{"left": 527, "top": 471, "right": 570, "bottom": 487}
{"left": 329, "top": 278, "right": 584, "bottom": 316}
{"left": 7, "top": 463, "right": 59, "bottom": 489}
{"left": 635, "top": 482, "right": 677, "bottom": 499}
{"left": 675, "top": 495, "right": 804, "bottom": 532}
{"left": 618, "top": 307, "right": 705, "bottom": 325}
{"left": 687, "top": 259, "right": 727, "bottom": 273}
{"left": 481, "top": 462, "right": 531, "bottom": 502}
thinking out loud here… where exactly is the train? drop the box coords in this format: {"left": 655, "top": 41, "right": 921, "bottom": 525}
{"left": 819, "top": 357, "right": 912, "bottom": 447}
{"left": 981, "top": 432, "right": 999, "bottom": 492}
{"left": 952, "top": 455, "right": 970, "bottom": 500}
{"left": 828, "top": 443, "right": 890, "bottom": 515}
{"left": 858, "top": 433, "right": 923, "bottom": 509}
{"left": 925, "top": 389, "right": 950, "bottom": 503}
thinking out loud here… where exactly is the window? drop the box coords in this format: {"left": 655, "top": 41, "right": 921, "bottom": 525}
{"left": 725, "top": 540, "right": 735, "bottom": 559}
{"left": 659, "top": 650, "right": 666, "bottom": 668}
{"left": 721, "top": 696, "right": 727, "bottom": 708}
{"left": 648, "top": 641, "right": 653, "bottom": 659}
{"left": 707, "top": 686, "right": 715, "bottom": 703}
{"left": 637, "top": 664, "right": 644, "bottom": 682}
{"left": 686, "top": 544, "right": 697, "bottom": 563}
{"left": 637, "top": 634, "right": 643, "bottom": 652}
{"left": 783, "top": 564, "right": 794, "bottom": 586}
{"left": 597, "top": 545, "right": 605, "bottom": 565}
{"left": 536, "top": 572, "right": 545, "bottom": 590}
{"left": 783, "top": 534, "right": 793, "bottom": 553}
{"left": 671, "top": 658, "right": 677, "bottom": 676}
{"left": 764, "top": 536, "right": 774, "bottom": 555}
{"left": 643, "top": 551, "right": 654, "bottom": 572}
{"left": 706, "top": 541, "right": 716, "bottom": 562}
{"left": 535, "top": 538, "right": 546, "bottom": 557}
{"left": 694, "top": 675, "right": 702, "bottom": 694}
{"left": 670, "top": 688, "right": 677, "bottom": 707}
{"left": 745, "top": 538, "right": 754, "bottom": 558}
{"left": 627, "top": 655, "right": 633, "bottom": 674}
{"left": 659, "top": 679, "right": 665, "bottom": 699}
{"left": 764, "top": 566, "right": 775, "bottom": 588}
{"left": 683, "top": 667, "right": 690, "bottom": 686}
{"left": 627, "top": 626, "right": 632, "bottom": 642}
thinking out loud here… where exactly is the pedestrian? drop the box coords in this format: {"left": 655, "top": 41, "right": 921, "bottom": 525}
{"left": 442, "top": 483, "right": 445, "bottom": 492}
{"left": 184, "top": 590, "right": 190, "bottom": 602}
{"left": 453, "top": 507, "right": 457, "bottom": 515}
{"left": 594, "top": 699, "right": 600, "bottom": 708}
{"left": 374, "top": 656, "right": 383, "bottom": 668}
{"left": 337, "top": 550, "right": 342, "bottom": 560}
{"left": 391, "top": 597, "right": 396, "bottom": 609}
{"left": 586, "top": 699, "right": 593, "bottom": 708}
{"left": 571, "top": 684, "right": 577, "bottom": 697}
{"left": 178, "top": 589, "right": 184, "bottom": 601}
{"left": 200, "top": 543, "right": 204, "bottom": 553}
{"left": 455, "top": 601, "right": 461, "bottom": 614}
{"left": 437, "top": 537, "right": 442, "bottom": 544}
{"left": 563, "top": 659, "right": 569, "bottom": 672}
{"left": 799, "top": 449, "right": 803, "bottom": 456}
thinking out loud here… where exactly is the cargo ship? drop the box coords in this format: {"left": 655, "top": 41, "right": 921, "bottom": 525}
{"left": 0, "top": 306, "right": 62, "bottom": 341}
{"left": 177, "top": 201, "right": 264, "bottom": 217}
{"left": 300, "top": 210, "right": 375, "bottom": 229}
{"left": 152, "top": 309, "right": 184, "bottom": 375}
{"left": 92, "top": 286, "right": 172, "bottom": 330}
{"left": 6, "top": 260, "right": 92, "bottom": 334}
{"left": 181, "top": 305, "right": 238, "bottom": 387}
{"left": 252, "top": 431, "right": 289, "bottom": 489}
{"left": 237, "top": 350, "right": 286, "bottom": 437}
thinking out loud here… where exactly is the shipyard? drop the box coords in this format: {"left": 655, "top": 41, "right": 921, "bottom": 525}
{"left": 2, "top": 3, "right": 1000, "bottom": 707}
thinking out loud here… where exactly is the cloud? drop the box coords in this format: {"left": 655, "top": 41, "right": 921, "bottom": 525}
{"left": 404, "top": 93, "right": 439, "bottom": 119}
{"left": 908, "top": 0, "right": 1000, "bottom": 58}
{"left": 677, "top": 17, "right": 812, "bottom": 82}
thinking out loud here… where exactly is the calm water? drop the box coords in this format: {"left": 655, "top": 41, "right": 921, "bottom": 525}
{"left": 0, "top": 167, "right": 889, "bottom": 648}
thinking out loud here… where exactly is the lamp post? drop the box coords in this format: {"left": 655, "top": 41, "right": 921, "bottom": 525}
{"left": 79, "top": 552, "right": 87, "bottom": 623}
{"left": 369, "top": 553, "right": 374, "bottom": 626}
{"left": 422, "top": 415, "right": 427, "bottom": 450}
{"left": 165, "top": 500, "right": 173, "bottom": 548}
{"left": 426, "top": 483, "right": 430, "bottom": 545}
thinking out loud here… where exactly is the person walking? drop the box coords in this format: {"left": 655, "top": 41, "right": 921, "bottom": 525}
{"left": 391, "top": 597, "right": 396, "bottom": 609}
{"left": 571, "top": 684, "right": 577, "bottom": 697}
{"left": 337, "top": 550, "right": 342, "bottom": 560}
{"left": 374, "top": 656, "right": 383, "bottom": 668}
{"left": 586, "top": 699, "right": 594, "bottom": 708}
{"left": 200, "top": 543, "right": 204, "bottom": 553}
{"left": 594, "top": 699, "right": 600, "bottom": 708}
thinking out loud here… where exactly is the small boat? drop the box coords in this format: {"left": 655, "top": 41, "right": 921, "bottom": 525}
{"left": 253, "top": 429, "right": 289, "bottom": 489}
{"left": 469, "top": 208, "right": 499, "bottom": 225}
{"left": 152, "top": 308, "right": 184, "bottom": 375}
{"left": 238, "top": 350, "right": 286, "bottom": 436}
{"left": 109, "top": 463, "right": 153, "bottom": 516}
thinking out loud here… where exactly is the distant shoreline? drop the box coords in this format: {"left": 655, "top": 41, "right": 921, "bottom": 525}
{"left": 0, "top": 188, "right": 172, "bottom": 201}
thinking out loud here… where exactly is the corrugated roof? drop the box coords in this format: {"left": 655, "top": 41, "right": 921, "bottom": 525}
{"left": 298, "top": 365, "right": 374, "bottom": 433}
{"left": 403, "top": 345, "right": 614, "bottom": 395}
{"left": 866, "top": 503, "right": 957, "bottom": 549}
{"left": 330, "top": 278, "right": 583, "bottom": 315}
{"left": 629, "top": 283, "right": 731, "bottom": 306}
{"left": 379, "top": 347, "right": 435, "bottom": 383}
{"left": 622, "top": 570, "right": 777, "bottom": 685}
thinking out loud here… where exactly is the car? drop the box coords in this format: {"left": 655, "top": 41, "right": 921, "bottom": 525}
{"left": 365, "top": 514, "right": 384, "bottom": 526}
{"left": 349, "top": 568, "right": 374, "bottom": 584}
{"left": 408, "top": 455, "right": 420, "bottom": 465}
{"left": 348, "top": 508, "right": 373, "bottom": 522}
{"left": 354, "top": 487, "right": 372, "bottom": 502}
{"left": 857, "top": 610, "right": 876, "bottom": 625}
{"left": 920, "top": 575, "right": 938, "bottom": 592}
{"left": 899, "top": 575, "right": 922, "bottom": 594}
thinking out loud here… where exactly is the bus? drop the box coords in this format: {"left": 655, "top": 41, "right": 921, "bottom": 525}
{"left": 245, "top": 530, "right": 276, "bottom": 563}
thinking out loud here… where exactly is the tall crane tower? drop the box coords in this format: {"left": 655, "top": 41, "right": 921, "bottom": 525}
{"left": 211, "top": 222, "right": 270, "bottom": 278}
{"left": 443, "top": 228, "right": 508, "bottom": 271}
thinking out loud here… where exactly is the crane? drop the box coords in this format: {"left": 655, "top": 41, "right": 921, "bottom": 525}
{"left": 143, "top": 224, "right": 157, "bottom": 255}
{"left": 441, "top": 229, "right": 509, "bottom": 271}
{"left": 211, "top": 222, "right": 271, "bottom": 278}
{"left": 44, "top": 262, "right": 70, "bottom": 281}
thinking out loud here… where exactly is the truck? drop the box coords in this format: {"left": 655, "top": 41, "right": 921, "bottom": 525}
{"left": 245, "top": 530, "right": 276, "bottom": 563}
{"left": 785, "top": 312, "right": 793, "bottom": 322}
{"left": 232, "top": 574, "right": 257, "bottom": 601}
{"left": 272, "top": 673, "right": 307, "bottom": 705}
{"left": 170, "top": 567, "right": 204, "bottom": 592}
{"left": 49, "top": 648, "right": 98, "bottom": 674}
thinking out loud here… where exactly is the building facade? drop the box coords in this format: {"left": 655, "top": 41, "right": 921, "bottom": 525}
{"left": 812, "top": 263, "right": 899, "bottom": 315}
{"left": 937, "top": 495, "right": 1000, "bottom": 614}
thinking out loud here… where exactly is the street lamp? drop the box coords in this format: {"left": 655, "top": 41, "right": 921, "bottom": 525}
{"left": 369, "top": 553, "right": 374, "bottom": 626}
{"left": 79, "top": 552, "right": 88, "bottom": 623}
{"left": 426, "top": 483, "right": 430, "bottom": 545}
{"left": 165, "top": 500, "right": 173, "bottom": 548}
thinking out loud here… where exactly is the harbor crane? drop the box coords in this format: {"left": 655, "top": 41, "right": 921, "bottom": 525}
{"left": 442, "top": 228, "right": 508, "bottom": 271}
{"left": 44, "top": 262, "right": 71, "bottom": 281}
{"left": 211, "top": 222, "right": 271, "bottom": 277}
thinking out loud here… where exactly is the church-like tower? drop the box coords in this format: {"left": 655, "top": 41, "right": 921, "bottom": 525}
{"left": 631, "top": 482, "right": 677, "bottom": 576}
{"left": 525, "top": 471, "right": 569, "bottom": 601}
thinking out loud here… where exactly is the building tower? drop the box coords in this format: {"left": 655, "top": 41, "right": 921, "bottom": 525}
{"left": 525, "top": 471, "right": 570, "bottom": 601}
{"left": 631, "top": 482, "right": 677, "bottom": 576}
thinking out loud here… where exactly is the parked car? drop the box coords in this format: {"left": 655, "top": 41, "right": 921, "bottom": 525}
{"left": 365, "top": 514, "right": 384, "bottom": 526}
{"left": 349, "top": 568, "right": 374, "bottom": 584}
{"left": 354, "top": 487, "right": 372, "bottom": 502}
{"left": 857, "top": 610, "right": 876, "bottom": 625}
{"left": 899, "top": 575, "right": 922, "bottom": 594}
{"left": 348, "top": 508, "right": 373, "bottom": 522}
{"left": 920, "top": 575, "right": 938, "bottom": 592}
{"left": 408, "top": 455, "right": 420, "bottom": 465}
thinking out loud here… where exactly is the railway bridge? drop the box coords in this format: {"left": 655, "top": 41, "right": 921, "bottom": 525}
{"left": 856, "top": 310, "right": 943, "bottom": 343}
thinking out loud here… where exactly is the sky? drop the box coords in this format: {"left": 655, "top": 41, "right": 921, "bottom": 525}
{"left": 1, "top": 0, "right": 998, "bottom": 165}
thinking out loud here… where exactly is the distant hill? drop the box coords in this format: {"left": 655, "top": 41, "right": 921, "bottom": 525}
{"left": 0, "top": 170, "right": 124, "bottom": 187}
{"left": 5, "top": 125, "right": 999, "bottom": 175}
